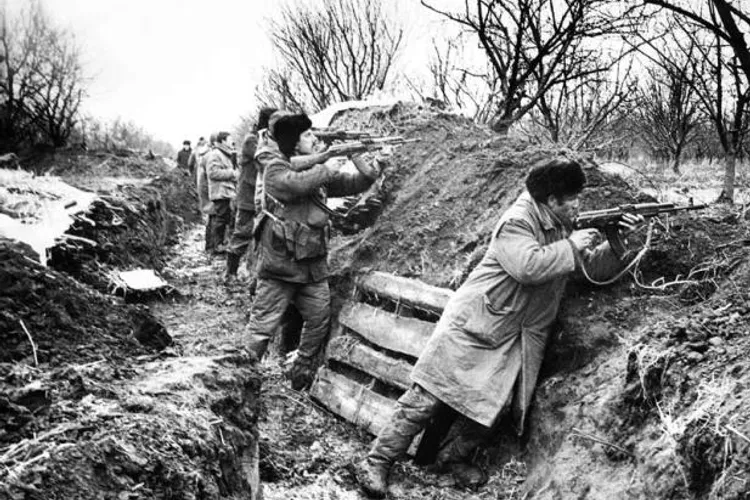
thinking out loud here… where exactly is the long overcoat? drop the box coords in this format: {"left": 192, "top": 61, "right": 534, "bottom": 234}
{"left": 411, "top": 192, "right": 624, "bottom": 431}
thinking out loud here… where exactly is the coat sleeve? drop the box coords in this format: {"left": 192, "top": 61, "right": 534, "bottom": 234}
{"left": 262, "top": 155, "right": 331, "bottom": 202}
{"left": 577, "top": 242, "right": 626, "bottom": 282}
{"left": 239, "top": 134, "right": 257, "bottom": 168}
{"left": 325, "top": 167, "right": 375, "bottom": 198}
{"left": 492, "top": 218, "right": 577, "bottom": 285}
{"left": 207, "top": 153, "right": 237, "bottom": 182}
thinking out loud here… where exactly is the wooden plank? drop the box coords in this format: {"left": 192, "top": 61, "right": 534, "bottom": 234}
{"left": 310, "top": 367, "right": 422, "bottom": 455}
{"left": 338, "top": 301, "right": 434, "bottom": 358}
{"left": 310, "top": 367, "right": 396, "bottom": 436}
{"left": 327, "top": 336, "right": 413, "bottom": 391}
{"left": 356, "top": 271, "right": 454, "bottom": 315}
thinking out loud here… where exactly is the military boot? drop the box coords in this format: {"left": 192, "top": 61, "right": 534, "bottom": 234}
{"left": 451, "top": 463, "right": 488, "bottom": 489}
{"left": 283, "top": 353, "right": 315, "bottom": 391}
{"left": 355, "top": 458, "right": 390, "bottom": 498}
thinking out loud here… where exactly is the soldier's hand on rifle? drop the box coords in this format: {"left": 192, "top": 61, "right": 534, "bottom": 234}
{"left": 618, "top": 213, "right": 645, "bottom": 235}
{"left": 569, "top": 228, "right": 600, "bottom": 251}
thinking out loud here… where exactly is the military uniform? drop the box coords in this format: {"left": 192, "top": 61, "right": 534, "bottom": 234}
{"left": 246, "top": 136, "right": 377, "bottom": 386}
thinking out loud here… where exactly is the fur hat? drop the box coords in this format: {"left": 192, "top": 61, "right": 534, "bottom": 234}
{"left": 272, "top": 113, "right": 313, "bottom": 156}
{"left": 268, "top": 110, "right": 294, "bottom": 139}
{"left": 526, "top": 158, "right": 586, "bottom": 203}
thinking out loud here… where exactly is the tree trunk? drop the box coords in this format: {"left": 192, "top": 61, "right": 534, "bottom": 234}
{"left": 718, "top": 146, "right": 736, "bottom": 203}
{"left": 671, "top": 152, "right": 681, "bottom": 175}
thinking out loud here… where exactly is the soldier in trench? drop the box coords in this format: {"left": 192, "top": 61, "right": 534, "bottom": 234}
{"left": 355, "top": 158, "right": 645, "bottom": 498}
{"left": 246, "top": 112, "right": 380, "bottom": 390}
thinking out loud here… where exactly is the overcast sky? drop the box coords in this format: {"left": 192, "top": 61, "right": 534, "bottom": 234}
{"left": 6, "top": 0, "right": 457, "bottom": 150}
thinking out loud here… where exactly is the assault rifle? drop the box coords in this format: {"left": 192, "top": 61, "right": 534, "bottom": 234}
{"left": 326, "top": 136, "right": 419, "bottom": 155}
{"left": 312, "top": 129, "right": 374, "bottom": 143}
{"left": 575, "top": 201, "right": 708, "bottom": 257}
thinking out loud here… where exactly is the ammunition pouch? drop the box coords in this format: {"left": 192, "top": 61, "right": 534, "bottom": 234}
{"left": 265, "top": 215, "right": 329, "bottom": 261}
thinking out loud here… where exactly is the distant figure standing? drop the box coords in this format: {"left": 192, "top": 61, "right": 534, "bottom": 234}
{"left": 187, "top": 137, "right": 207, "bottom": 176}
{"left": 196, "top": 135, "right": 216, "bottom": 253}
{"left": 176, "top": 140, "right": 192, "bottom": 171}
{"left": 205, "top": 131, "right": 238, "bottom": 254}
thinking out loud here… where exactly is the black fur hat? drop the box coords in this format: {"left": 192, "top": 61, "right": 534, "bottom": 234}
{"left": 273, "top": 113, "right": 313, "bottom": 157}
{"left": 526, "top": 158, "right": 586, "bottom": 203}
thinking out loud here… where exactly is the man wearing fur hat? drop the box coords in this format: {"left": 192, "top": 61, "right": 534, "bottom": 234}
{"left": 246, "top": 112, "right": 380, "bottom": 390}
{"left": 355, "top": 158, "right": 645, "bottom": 498}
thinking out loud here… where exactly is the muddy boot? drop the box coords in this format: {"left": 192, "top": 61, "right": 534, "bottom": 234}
{"left": 355, "top": 458, "right": 389, "bottom": 498}
{"left": 284, "top": 353, "right": 315, "bottom": 391}
{"left": 451, "top": 463, "right": 488, "bottom": 489}
{"left": 224, "top": 252, "right": 241, "bottom": 283}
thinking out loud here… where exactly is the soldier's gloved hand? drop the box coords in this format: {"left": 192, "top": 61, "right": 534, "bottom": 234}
{"left": 569, "top": 228, "right": 600, "bottom": 251}
{"left": 618, "top": 213, "right": 645, "bottom": 235}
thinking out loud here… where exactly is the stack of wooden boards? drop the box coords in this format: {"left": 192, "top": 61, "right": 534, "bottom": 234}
{"left": 310, "top": 271, "right": 454, "bottom": 447}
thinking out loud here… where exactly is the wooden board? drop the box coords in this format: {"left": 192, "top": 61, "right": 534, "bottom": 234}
{"left": 356, "top": 271, "right": 454, "bottom": 315}
{"left": 338, "top": 301, "right": 434, "bottom": 358}
{"left": 327, "top": 336, "right": 413, "bottom": 391}
{"left": 310, "top": 367, "right": 396, "bottom": 436}
{"left": 310, "top": 367, "right": 422, "bottom": 455}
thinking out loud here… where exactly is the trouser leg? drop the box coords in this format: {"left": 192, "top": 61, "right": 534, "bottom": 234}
{"left": 292, "top": 280, "right": 331, "bottom": 360}
{"left": 227, "top": 208, "right": 254, "bottom": 258}
{"left": 245, "top": 278, "right": 295, "bottom": 360}
{"left": 368, "top": 384, "right": 444, "bottom": 467}
{"left": 435, "top": 415, "right": 494, "bottom": 466}
{"left": 210, "top": 199, "right": 231, "bottom": 249}
{"left": 205, "top": 214, "right": 216, "bottom": 252}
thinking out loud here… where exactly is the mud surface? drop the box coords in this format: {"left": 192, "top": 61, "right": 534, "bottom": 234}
{"left": 1, "top": 153, "right": 258, "bottom": 500}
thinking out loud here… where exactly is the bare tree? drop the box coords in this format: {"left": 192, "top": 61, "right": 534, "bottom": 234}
{"left": 643, "top": 0, "right": 750, "bottom": 82}
{"left": 639, "top": 2, "right": 749, "bottom": 201}
{"left": 631, "top": 34, "right": 704, "bottom": 174}
{"left": 268, "top": 0, "right": 404, "bottom": 111}
{"left": 530, "top": 58, "right": 638, "bottom": 150}
{"left": 0, "top": 0, "right": 86, "bottom": 148}
{"left": 423, "top": 35, "right": 503, "bottom": 123}
{"left": 421, "top": 0, "right": 640, "bottom": 134}
{"left": 254, "top": 66, "right": 307, "bottom": 113}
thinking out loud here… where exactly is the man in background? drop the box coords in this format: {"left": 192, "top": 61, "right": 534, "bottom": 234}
{"left": 176, "top": 140, "right": 191, "bottom": 171}
{"left": 224, "top": 108, "right": 277, "bottom": 284}
{"left": 205, "top": 131, "right": 238, "bottom": 254}
{"left": 187, "top": 137, "right": 207, "bottom": 177}
{"left": 196, "top": 135, "right": 215, "bottom": 253}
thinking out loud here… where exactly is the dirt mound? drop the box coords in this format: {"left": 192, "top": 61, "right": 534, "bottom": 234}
{"left": 0, "top": 239, "right": 157, "bottom": 367}
{"left": 47, "top": 165, "right": 199, "bottom": 293}
{"left": 1, "top": 152, "right": 260, "bottom": 499}
{"left": 23, "top": 149, "right": 170, "bottom": 179}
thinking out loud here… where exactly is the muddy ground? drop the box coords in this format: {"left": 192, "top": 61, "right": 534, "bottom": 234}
{"left": 2, "top": 103, "right": 750, "bottom": 499}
